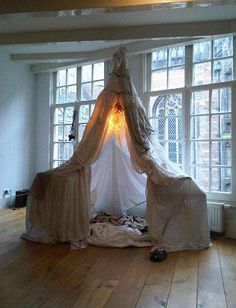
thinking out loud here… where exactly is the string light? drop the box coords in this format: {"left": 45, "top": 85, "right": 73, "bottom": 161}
{"left": 108, "top": 109, "right": 126, "bottom": 134}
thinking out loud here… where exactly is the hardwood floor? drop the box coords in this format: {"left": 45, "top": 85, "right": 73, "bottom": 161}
{"left": 0, "top": 208, "right": 236, "bottom": 308}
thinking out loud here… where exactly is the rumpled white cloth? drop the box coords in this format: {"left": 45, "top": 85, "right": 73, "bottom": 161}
{"left": 87, "top": 223, "right": 152, "bottom": 247}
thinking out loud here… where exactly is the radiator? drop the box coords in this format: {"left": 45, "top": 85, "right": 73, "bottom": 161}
{"left": 207, "top": 202, "right": 225, "bottom": 234}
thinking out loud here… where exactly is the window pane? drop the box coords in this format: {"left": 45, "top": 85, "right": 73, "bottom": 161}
{"left": 81, "top": 83, "right": 92, "bottom": 101}
{"left": 64, "top": 107, "right": 74, "bottom": 124}
{"left": 79, "top": 124, "right": 86, "bottom": 140}
{"left": 168, "top": 142, "right": 177, "bottom": 162}
{"left": 212, "top": 88, "right": 231, "bottom": 113}
{"left": 53, "top": 143, "right": 64, "bottom": 160}
{"left": 168, "top": 117, "right": 182, "bottom": 139}
{"left": 191, "top": 141, "right": 209, "bottom": 165}
{"left": 82, "top": 65, "right": 92, "bottom": 82}
{"left": 167, "top": 142, "right": 182, "bottom": 165}
{"left": 151, "top": 70, "right": 167, "bottom": 91}
{"left": 67, "top": 67, "right": 77, "bottom": 85}
{"left": 191, "top": 91, "right": 209, "bottom": 115}
{"left": 178, "top": 142, "right": 183, "bottom": 165}
{"left": 193, "top": 62, "right": 211, "bottom": 85}
{"left": 152, "top": 49, "right": 167, "bottom": 69}
{"left": 57, "top": 70, "right": 66, "bottom": 87}
{"left": 56, "top": 87, "right": 66, "bottom": 104}
{"left": 169, "top": 46, "right": 185, "bottom": 66}
{"left": 93, "top": 62, "right": 104, "bottom": 80}
{"left": 213, "top": 36, "right": 233, "bottom": 59}
{"left": 79, "top": 105, "right": 90, "bottom": 123}
{"left": 191, "top": 116, "right": 209, "bottom": 140}
{"left": 150, "top": 118, "right": 165, "bottom": 139}
{"left": 67, "top": 85, "right": 77, "bottom": 102}
{"left": 213, "top": 58, "right": 233, "bottom": 83}
{"left": 53, "top": 161, "right": 64, "bottom": 168}
{"left": 93, "top": 81, "right": 104, "bottom": 99}
{"left": 168, "top": 67, "right": 185, "bottom": 89}
{"left": 193, "top": 41, "right": 211, "bottom": 63}
{"left": 54, "top": 108, "right": 64, "bottom": 124}
{"left": 168, "top": 117, "right": 177, "bottom": 140}
{"left": 191, "top": 167, "right": 209, "bottom": 192}
{"left": 150, "top": 96, "right": 165, "bottom": 117}
{"left": 211, "top": 114, "right": 231, "bottom": 139}
{"left": 211, "top": 141, "right": 231, "bottom": 166}
{"left": 166, "top": 94, "right": 182, "bottom": 116}
{"left": 64, "top": 143, "right": 74, "bottom": 160}
{"left": 150, "top": 94, "right": 182, "bottom": 141}
{"left": 211, "top": 167, "right": 231, "bottom": 192}
{"left": 63, "top": 125, "right": 71, "bottom": 142}
{"left": 91, "top": 104, "right": 95, "bottom": 115}
{"left": 53, "top": 126, "right": 63, "bottom": 142}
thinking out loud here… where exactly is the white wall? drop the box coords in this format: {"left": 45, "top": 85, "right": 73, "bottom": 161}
{"left": 128, "top": 54, "right": 144, "bottom": 96}
{"left": 0, "top": 49, "right": 34, "bottom": 208}
{"left": 32, "top": 72, "right": 51, "bottom": 175}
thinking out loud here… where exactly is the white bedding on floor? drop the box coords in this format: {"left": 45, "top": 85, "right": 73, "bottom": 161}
{"left": 87, "top": 223, "right": 152, "bottom": 247}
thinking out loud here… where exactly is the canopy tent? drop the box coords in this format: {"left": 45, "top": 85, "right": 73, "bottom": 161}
{"left": 22, "top": 48, "right": 210, "bottom": 251}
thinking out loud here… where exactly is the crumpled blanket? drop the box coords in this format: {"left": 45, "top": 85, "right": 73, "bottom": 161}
{"left": 87, "top": 214, "right": 152, "bottom": 247}
{"left": 90, "top": 213, "right": 148, "bottom": 230}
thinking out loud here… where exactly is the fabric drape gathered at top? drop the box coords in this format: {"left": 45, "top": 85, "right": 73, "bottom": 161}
{"left": 22, "top": 47, "right": 210, "bottom": 251}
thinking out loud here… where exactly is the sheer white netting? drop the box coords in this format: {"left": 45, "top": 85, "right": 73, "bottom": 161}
{"left": 22, "top": 47, "right": 210, "bottom": 251}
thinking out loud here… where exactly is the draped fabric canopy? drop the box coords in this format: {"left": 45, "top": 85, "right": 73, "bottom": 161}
{"left": 22, "top": 48, "right": 210, "bottom": 251}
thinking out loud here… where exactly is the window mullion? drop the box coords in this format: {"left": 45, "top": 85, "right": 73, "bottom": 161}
{"left": 211, "top": 40, "right": 214, "bottom": 83}
{"left": 233, "top": 36, "right": 236, "bottom": 81}
{"left": 231, "top": 81, "right": 236, "bottom": 201}
{"left": 209, "top": 89, "right": 212, "bottom": 192}
{"left": 184, "top": 88, "right": 191, "bottom": 174}
{"left": 50, "top": 72, "right": 57, "bottom": 168}
{"left": 184, "top": 45, "right": 192, "bottom": 174}
{"left": 167, "top": 50, "right": 169, "bottom": 89}
{"left": 185, "top": 45, "right": 193, "bottom": 87}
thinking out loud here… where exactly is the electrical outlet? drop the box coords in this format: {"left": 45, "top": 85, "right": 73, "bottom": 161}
{"left": 3, "top": 189, "right": 12, "bottom": 198}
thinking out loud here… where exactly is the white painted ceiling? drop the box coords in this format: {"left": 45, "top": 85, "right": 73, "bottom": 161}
{"left": 0, "top": 1, "right": 235, "bottom": 67}
{"left": 0, "top": 5, "right": 236, "bottom": 33}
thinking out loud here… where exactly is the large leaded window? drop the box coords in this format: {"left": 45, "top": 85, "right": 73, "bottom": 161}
{"left": 190, "top": 87, "right": 232, "bottom": 193}
{"left": 51, "top": 62, "right": 104, "bottom": 168}
{"left": 146, "top": 35, "right": 234, "bottom": 199}
{"left": 149, "top": 94, "right": 183, "bottom": 167}
{"left": 148, "top": 46, "right": 185, "bottom": 168}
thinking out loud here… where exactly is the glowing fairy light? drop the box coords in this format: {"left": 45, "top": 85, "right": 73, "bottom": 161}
{"left": 108, "top": 109, "right": 126, "bottom": 133}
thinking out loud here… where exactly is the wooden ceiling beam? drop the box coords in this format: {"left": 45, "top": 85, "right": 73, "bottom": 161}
{"left": 1, "top": 19, "right": 235, "bottom": 45}
{"left": 0, "top": 0, "right": 194, "bottom": 14}
{"left": 11, "top": 39, "right": 189, "bottom": 63}
{"left": 30, "top": 37, "right": 204, "bottom": 73}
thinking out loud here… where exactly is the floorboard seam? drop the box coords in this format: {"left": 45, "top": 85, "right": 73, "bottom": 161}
{"left": 217, "top": 240, "right": 229, "bottom": 308}
{"left": 166, "top": 252, "right": 179, "bottom": 308}
{"left": 134, "top": 249, "right": 153, "bottom": 307}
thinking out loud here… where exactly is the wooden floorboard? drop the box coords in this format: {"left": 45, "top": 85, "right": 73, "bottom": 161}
{"left": 136, "top": 251, "right": 177, "bottom": 307}
{"left": 0, "top": 208, "right": 236, "bottom": 307}
{"left": 167, "top": 251, "right": 199, "bottom": 308}
{"left": 217, "top": 238, "right": 236, "bottom": 308}
{"left": 197, "top": 243, "right": 227, "bottom": 308}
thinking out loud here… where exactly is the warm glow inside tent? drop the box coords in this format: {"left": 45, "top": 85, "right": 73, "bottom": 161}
{"left": 22, "top": 48, "right": 210, "bottom": 251}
